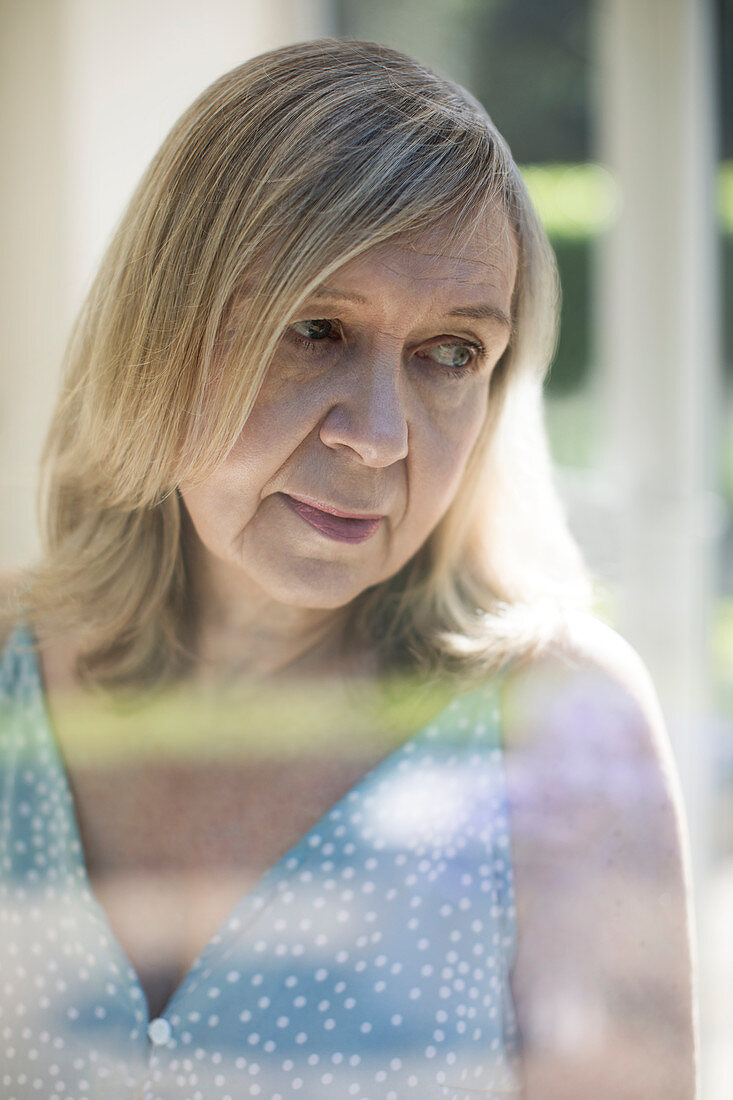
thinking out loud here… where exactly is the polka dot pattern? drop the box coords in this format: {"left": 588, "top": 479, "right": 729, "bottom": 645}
{"left": 0, "top": 625, "right": 521, "bottom": 1098}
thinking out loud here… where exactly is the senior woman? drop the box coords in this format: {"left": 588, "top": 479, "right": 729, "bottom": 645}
{"left": 0, "top": 38, "right": 696, "bottom": 1100}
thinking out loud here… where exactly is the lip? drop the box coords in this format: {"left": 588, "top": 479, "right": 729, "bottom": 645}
{"left": 286, "top": 494, "right": 383, "bottom": 521}
{"left": 282, "top": 493, "right": 384, "bottom": 543}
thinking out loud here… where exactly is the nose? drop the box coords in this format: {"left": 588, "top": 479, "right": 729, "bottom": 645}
{"left": 319, "top": 361, "right": 409, "bottom": 468}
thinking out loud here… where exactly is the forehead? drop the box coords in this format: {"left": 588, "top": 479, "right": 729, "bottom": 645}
{"left": 321, "top": 204, "right": 518, "bottom": 307}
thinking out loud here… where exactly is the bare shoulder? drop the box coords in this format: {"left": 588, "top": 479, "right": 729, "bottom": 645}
{"left": 499, "top": 609, "right": 687, "bottom": 862}
{"left": 540, "top": 608, "right": 661, "bottom": 705}
{"left": 501, "top": 612, "right": 698, "bottom": 1098}
{"left": 501, "top": 610, "right": 678, "bottom": 792}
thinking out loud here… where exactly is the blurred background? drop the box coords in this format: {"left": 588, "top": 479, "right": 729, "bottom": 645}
{"left": 0, "top": 0, "right": 728, "bottom": 1092}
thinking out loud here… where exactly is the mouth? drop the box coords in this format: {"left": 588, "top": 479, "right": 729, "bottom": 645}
{"left": 282, "top": 494, "right": 383, "bottom": 544}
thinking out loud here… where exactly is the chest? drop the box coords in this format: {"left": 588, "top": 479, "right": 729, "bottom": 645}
{"left": 67, "top": 752, "right": 387, "bottom": 1018}
{"left": 5, "top": 650, "right": 520, "bottom": 1095}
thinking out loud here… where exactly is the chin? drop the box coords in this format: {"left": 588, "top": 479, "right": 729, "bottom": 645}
{"left": 256, "top": 558, "right": 377, "bottom": 611}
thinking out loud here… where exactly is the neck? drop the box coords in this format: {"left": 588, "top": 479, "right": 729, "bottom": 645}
{"left": 193, "top": 607, "right": 355, "bottom": 683}
{"left": 185, "top": 543, "right": 362, "bottom": 685}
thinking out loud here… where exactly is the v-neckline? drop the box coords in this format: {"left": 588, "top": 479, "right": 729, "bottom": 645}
{"left": 16, "top": 622, "right": 490, "bottom": 1026}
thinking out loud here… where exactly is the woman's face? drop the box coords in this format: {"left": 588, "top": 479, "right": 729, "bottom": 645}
{"left": 179, "top": 207, "right": 517, "bottom": 617}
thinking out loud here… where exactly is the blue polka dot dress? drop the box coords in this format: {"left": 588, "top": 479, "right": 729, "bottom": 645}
{"left": 0, "top": 624, "right": 521, "bottom": 1098}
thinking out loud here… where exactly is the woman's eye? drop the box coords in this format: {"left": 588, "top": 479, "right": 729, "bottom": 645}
{"left": 420, "top": 341, "right": 480, "bottom": 370}
{"left": 291, "top": 319, "right": 336, "bottom": 341}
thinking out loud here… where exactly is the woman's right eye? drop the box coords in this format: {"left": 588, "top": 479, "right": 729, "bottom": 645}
{"left": 290, "top": 318, "right": 337, "bottom": 342}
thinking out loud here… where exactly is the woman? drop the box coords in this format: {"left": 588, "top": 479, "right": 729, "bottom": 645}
{"left": 0, "top": 39, "right": 697, "bottom": 1100}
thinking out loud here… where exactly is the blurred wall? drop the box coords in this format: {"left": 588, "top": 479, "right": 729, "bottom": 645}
{"left": 0, "top": 0, "right": 334, "bottom": 573}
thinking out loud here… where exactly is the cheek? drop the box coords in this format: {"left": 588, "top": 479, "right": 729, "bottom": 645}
{"left": 181, "top": 388, "right": 324, "bottom": 541}
{"left": 179, "top": 476, "right": 249, "bottom": 551}
{"left": 225, "top": 376, "right": 323, "bottom": 468}
{"left": 418, "top": 386, "right": 488, "bottom": 501}
{"left": 179, "top": 432, "right": 279, "bottom": 547}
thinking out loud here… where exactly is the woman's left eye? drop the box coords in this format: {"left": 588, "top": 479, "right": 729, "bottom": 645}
{"left": 419, "top": 341, "right": 482, "bottom": 371}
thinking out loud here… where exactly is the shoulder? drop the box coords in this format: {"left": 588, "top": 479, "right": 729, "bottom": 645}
{"left": 498, "top": 610, "right": 692, "bottom": 937}
{"left": 500, "top": 610, "right": 677, "bottom": 790}
{"left": 0, "top": 571, "right": 82, "bottom": 692}
{"left": 500, "top": 614, "right": 698, "bottom": 1096}
{"left": 497, "top": 607, "right": 693, "bottom": 933}
{"left": 503, "top": 609, "right": 659, "bottom": 716}
{"left": 0, "top": 570, "right": 24, "bottom": 654}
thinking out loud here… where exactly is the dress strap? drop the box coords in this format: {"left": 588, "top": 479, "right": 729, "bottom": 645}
{"left": 0, "top": 621, "right": 38, "bottom": 700}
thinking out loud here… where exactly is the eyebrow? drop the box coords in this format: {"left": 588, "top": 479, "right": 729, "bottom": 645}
{"left": 447, "top": 304, "right": 512, "bottom": 329}
{"left": 310, "top": 285, "right": 368, "bottom": 304}
{"left": 309, "top": 285, "right": 512, "bottom": 330}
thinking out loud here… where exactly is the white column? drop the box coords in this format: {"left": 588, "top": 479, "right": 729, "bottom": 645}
{"left": 594, "top": 0, "right": 719, "bottom": 1089}
{"left": 0, "top": 0, "right": 336, "bottom": 574}
{"left": 0, "top": 0, "right": 68, "bottom": 573}
{"left": 60, "top": 0, "right": 337, "bottom": 318}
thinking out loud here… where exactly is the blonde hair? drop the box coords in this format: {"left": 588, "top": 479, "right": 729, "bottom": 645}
{"left": 5, "top": 38, "right": 591, "bottom": 688}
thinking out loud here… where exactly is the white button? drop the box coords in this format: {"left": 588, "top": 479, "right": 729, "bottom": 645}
{"left": 147, "top": 1017, "right": 172, "bottom": 1046}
